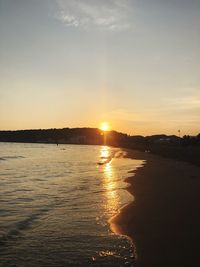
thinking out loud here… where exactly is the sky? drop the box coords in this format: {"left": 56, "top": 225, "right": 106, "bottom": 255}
{"left": 0, "top": 0, "right": 199, "bottom": 136}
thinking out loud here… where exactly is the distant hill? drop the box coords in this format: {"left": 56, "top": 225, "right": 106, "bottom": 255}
{"left": 0, "top": 128, "right": 199, "bottom": 166}
{"left": 0, "top": 128, "right": 127, "bottom": 146}
{"left": 0, "top": 127, "right": 199, "bottom": 146}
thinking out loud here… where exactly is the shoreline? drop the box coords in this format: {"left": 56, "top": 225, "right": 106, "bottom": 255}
{"left": 111, "top": 149, "right": 200, "bottom": 266}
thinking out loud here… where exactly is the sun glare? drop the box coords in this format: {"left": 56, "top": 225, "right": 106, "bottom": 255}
{"left": 100, "top": 122, "right": 109, "bottom": 131}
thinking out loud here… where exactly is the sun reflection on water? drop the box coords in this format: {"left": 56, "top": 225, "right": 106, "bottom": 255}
{"left": 100, "top": 146, "right": 120, "bottom": 216}
{"left": 101, "top": 149, "right": 109, "bottom": 159}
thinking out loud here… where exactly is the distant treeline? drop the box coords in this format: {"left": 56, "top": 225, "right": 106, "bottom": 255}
{"left": 0, "top": 128, "right": 200, "bottom": 166}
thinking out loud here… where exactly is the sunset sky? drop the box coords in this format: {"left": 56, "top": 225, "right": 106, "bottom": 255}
{"left": 0, "top": 0, "right": 199, "bottom": 135}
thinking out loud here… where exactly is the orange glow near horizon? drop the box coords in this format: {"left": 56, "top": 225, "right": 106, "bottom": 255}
{"left": 100, "top": 122, "right": 110, "bottom": 131}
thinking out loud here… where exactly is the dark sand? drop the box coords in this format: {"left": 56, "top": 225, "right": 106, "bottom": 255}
{"left": 111, "top": 150, "right": 200, "bottom": 267}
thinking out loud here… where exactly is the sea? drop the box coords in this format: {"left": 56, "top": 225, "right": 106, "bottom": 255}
{"left": 0, "top": 142, "right": 143, "bottom": 267}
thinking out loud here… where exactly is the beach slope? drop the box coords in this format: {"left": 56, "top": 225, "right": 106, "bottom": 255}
{"left": 112, "top": 150, "right": 200, "bottom": 266}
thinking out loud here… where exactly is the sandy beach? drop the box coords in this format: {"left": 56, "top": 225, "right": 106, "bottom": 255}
{"left": 111, "top": 150, "right": 200, "bottom": 266}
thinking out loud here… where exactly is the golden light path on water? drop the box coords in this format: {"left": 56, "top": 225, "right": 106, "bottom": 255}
{"left": 100, "top": 146, "right": 120, "bottom": 217}
{"left": 96, "top": 146, "right": 122, "bottom": 259}
{"left": 97, "top": 145, "right": 136, "bottom": 262}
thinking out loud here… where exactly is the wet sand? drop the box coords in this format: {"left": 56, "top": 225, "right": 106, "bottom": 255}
{"left": 111, "top": 150, "right": 200, "bottom": 266}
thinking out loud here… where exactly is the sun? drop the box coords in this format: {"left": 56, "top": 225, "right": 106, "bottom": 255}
{"left": 100, "top": 122, "right": 110, "bottom": 131}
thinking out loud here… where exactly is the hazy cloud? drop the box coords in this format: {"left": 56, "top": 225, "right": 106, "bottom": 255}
{"left": 105, "top": 108, "right": 144, "bottom": 122}
{"left": 164, "top": 94, "right": 200, "bottom": 111}
{"left": 56, "top": 0, "right": 131, "bottom": 31}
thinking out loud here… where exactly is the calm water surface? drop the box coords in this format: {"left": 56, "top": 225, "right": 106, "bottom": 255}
{"left": 0, "top": 143, "right": 143, "bottom": 267}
